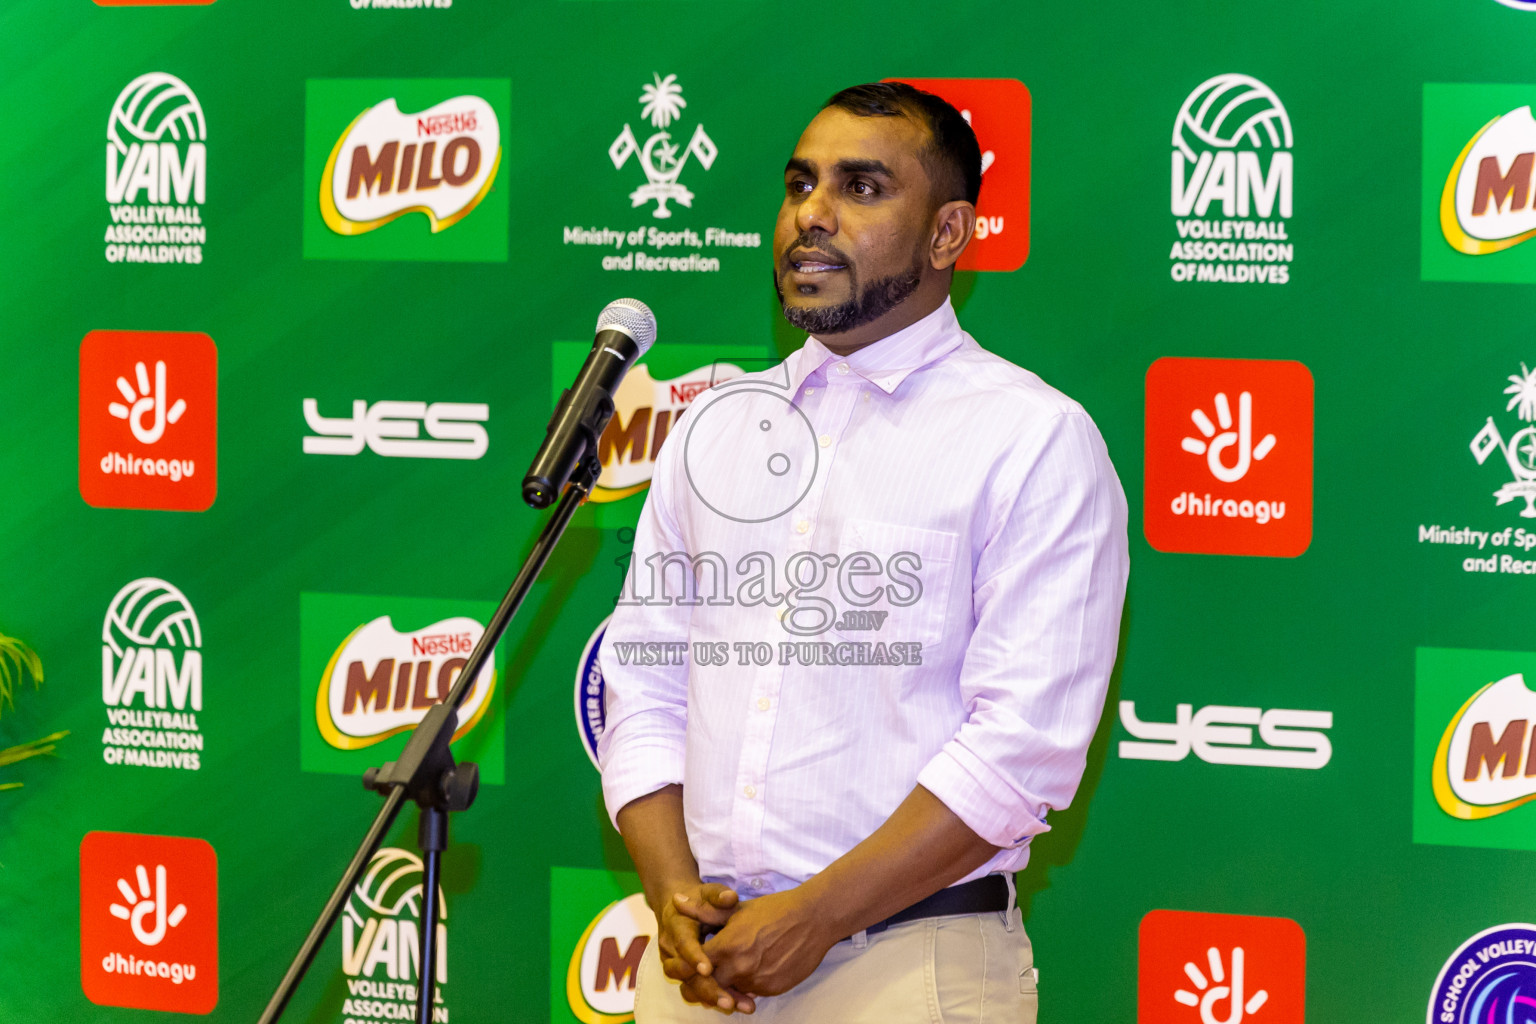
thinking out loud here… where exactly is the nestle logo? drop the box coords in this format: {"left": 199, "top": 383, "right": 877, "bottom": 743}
{"left": 416, "top": 112, "right": 476, "bottom": 137}
{"left": 411, "top": 632, "right": 472, "bottom": 657}
{"left": 669, "top": 380, "right": 710, "bottom": 404}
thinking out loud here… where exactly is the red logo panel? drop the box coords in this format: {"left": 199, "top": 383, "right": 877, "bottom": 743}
{"left": 79, "top": 330, "right": 217, "bottom": 511}
{"left": 1144, "top": 357, "right": 1313, "bottom": 557}
{"left": 80, "top": 831, "right": 218, "bottom": 1014}
{"left": 891, "top": 78, "right": 1031, "bottom": 272}
{"left": 1139, "top": 910, "right": 1305, "bottom": 1023}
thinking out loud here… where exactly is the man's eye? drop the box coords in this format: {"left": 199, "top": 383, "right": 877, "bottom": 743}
{"left": 787, "top": 180, "right": 813, "bottom": 195}
{"left": 849, "top": 180, "right": 877, "bottom": 197}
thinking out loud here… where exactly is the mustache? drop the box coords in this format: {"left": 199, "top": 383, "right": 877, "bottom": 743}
{"left": 779, "top": 233, "right": 852, "bottom": 268}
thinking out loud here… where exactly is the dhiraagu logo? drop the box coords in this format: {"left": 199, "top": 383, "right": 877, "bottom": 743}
{"left": 299, "top": 592, "right": 505, "bottom": 783}
{"left": 303, "top": 79, "right": 509, "bottom": 262}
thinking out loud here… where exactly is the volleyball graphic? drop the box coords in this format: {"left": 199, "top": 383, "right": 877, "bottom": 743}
{"left": 1172, "top": 74, "right": 1292, "bottom": 161}
{"left": 349, "top": 848, "right": 445, "bottom": 922}
{"left": 102, "top": 577, "right": 202, "bottom": 658}
{"left": 108, "top": 73, "right": 206, "bottom": 155}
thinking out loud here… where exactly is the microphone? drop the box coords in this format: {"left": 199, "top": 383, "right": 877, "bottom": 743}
{"left": 522, "top": 298, "right": 657, "bottom": 508}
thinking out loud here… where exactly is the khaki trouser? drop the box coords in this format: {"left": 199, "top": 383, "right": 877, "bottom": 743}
{"left": 635, "top": 906, "right": 1039, "bottom": 1024}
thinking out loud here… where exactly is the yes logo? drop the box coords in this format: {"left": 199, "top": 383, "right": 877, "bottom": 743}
{"left": 80, "top": 831, "right": 218, "bottom": 1013}
{"left": 302, "top": 399, "right": 489, "bottom": 460}
{"left": 890, "top": 78, "right": 1032, "bottom": 272}
{"left": 304, "top": 80, "right": 509, "bottom": 262}
{"left": 1144, "top": 357, "right": 1313, "bottom": 557}
{"left": 80, "top": 330, "right": 217, "bottom": 511}
{"left": 1139, "top": 910, "right": 1305, "bottom": 1024}
{"left": 300, "top": 593, "right": 506, "bottom": 783}
{"left": 1119, "top": 701, "right": 1333, "bottom": 769}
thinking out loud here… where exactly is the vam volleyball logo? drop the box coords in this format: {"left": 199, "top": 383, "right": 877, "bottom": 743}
{"left": 1428, "top": 924, "right": 1536, "bottom": 1024}
{"left": 304, "top": 80, "right": 509, "bottom": 262}
{"left": 100, "top": 578, "right": 206, "bottom": 772}
{"left": 1168, "top": 74, "right": 1293, "bottom": 284}
{"left": 300, "top": 593, "right": 506, "bottom": 782}
{"left": 105, "top": 73, "right": 207, "bottom": 265}
{"left": 338, "top": 848, "right": 449, "bottom": 1023}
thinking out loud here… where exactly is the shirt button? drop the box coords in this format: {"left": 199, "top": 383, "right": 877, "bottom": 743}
{"left": 751, "top": 878, "right": 765, "bottom": 889}
{"left": 836, "top": 363, "right": 850, "bottom": 375}
{"left": 795, "top": 520, "right": 810, "bottom": 534}
{"left": 757, "top": 697, "right": 770, "bottom": 711}
{"left": 805, "top": 387, "right": 815, "bottom": 396}
{"left": 818, "top": 434, "right": 831, "bottom": 448}
{"left": 743, "top": 785, "right": 757, "bottom": 799}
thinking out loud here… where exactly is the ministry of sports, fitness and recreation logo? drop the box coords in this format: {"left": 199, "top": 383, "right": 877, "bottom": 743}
{"left": 104, "top": 73, "right": 208, "bottom": 265}
{"left": 1428, "top": 924, "right": 1536, "bottom": 1024}
{"left": 563, "top": 74, "right": 761, "bottom": 274}
{"left": 299, "top": 593, "right": 506, "bottom": 782}
{"left": 1168, "top": 74, "right": 1293, "bottom": 285}
{"left": 1143, "top": 357, "right": 1313, "bottom": 557}
{"left": 79, "top": 330, "right": 218, "bottom": 511}
{"left": 337, "top": 848, "right": 449, "bottom": 1024}
{"left": 303, "top": 79, "right": 509, "bottom": 262}
{"left": 1471, "top": 363, "right": 1536, "bottom": 517}
{"left": 611, "top": 74, "right": 717, "bottom": 219}
{"left": 80, "top": 831, "right": 218, "bottom": 1014}
{"left": 100, "top": 578, "right": 206, "bottom": 771}
{"left": 1138, "top": 910, "right": 1305, "bottom": 1024}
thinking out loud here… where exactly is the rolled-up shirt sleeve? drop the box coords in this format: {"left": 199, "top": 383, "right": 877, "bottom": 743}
{"left": 916, "top": 409, "right": 1129, "bottom": 849}
{"left": 596, "top": 428, "right": 694, "bottom": 832}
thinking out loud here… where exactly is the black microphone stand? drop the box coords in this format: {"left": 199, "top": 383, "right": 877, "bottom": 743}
{"left": 258, "top": 452, "right": 603, "bottom": 1024}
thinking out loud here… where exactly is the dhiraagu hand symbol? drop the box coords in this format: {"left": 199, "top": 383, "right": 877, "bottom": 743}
{"left": 110, "top": 863, "right": 188, "bottom": 946}
{"left": 1174, "top": 946, "right": 1268, "bottom": 1024}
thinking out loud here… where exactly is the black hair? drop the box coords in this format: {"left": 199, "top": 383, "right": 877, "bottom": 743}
{"left": 822, "top": 81, "right": 982, "bottom": 206}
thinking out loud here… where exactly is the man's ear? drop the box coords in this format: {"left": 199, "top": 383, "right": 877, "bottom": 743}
{"left": 929, "top": 200, "right": 977, "bottom": 271}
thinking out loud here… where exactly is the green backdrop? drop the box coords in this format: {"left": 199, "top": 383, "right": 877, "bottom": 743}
{"left": 5, "top": 0, "right": 1536, "bottom": 1021}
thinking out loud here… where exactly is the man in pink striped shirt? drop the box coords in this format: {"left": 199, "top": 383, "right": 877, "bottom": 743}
{"left": 599, "top": 81, "right": 1128, "bottom": 1022}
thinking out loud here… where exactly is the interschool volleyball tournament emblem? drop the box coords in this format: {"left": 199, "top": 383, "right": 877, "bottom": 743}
{"left": 610, "top": 74, "right": 717, "bottom": 218}
{"left": 1428, "top": 924, "right": 1536, "bottom": 1024}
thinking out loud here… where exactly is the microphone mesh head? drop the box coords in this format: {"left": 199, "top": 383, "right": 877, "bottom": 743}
{"left": 596, "top": 298, "right": 658, "bottom": 356}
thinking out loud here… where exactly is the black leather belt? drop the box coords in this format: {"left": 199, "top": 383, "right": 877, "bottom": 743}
{"left": 849, "top": 874, "right": 1011, "bottom": 941}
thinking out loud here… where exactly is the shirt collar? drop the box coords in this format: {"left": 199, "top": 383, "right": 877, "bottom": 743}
{"left": 789, "top": 297, "right": 965, "bottom": 396}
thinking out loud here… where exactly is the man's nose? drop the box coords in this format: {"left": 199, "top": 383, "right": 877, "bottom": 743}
{"left": 796, "top": 185, "right": 836, "bottom": 237}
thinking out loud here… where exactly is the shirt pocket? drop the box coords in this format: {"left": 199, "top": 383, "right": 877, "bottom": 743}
{"left": 827, "top": 519, "right": 960, "bottom": 654}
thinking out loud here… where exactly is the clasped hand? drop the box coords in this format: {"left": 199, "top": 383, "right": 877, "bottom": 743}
{"left": 658, "top": 882, "right": 839, "bottom": 1014}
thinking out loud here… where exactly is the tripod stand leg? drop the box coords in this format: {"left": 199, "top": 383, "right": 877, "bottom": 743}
{"left": 416, "top": 806, "right": 447, "bottom": 1024}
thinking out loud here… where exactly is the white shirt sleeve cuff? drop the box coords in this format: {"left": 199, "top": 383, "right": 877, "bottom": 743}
{"left": 917, "top": 744, "right": 1051, "bottom": 850}
{"left": 599, "top": 729, "right": 686, "bottom": 832}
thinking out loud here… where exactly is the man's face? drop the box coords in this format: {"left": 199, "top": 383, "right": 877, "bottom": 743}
{"left": 774, "top": 108, "right": 936, "bottom": 335}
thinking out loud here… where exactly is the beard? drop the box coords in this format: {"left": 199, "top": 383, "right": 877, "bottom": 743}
{"left": 774, "top": 243, "right": 925, "bottom": 336}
